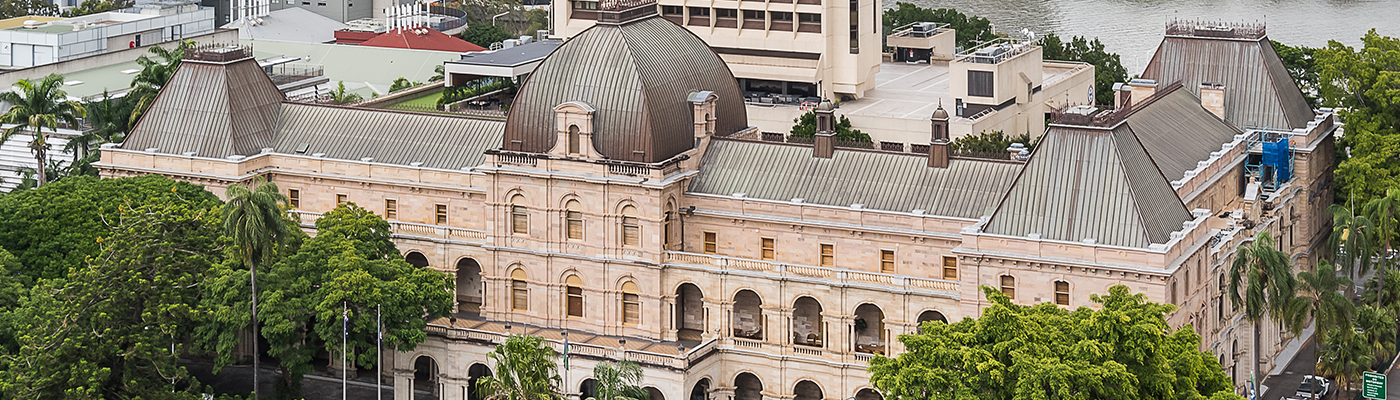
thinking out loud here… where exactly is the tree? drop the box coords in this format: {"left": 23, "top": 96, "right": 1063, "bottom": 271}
{"left": 200, "top": 203, "right": 452, "bottom": 398}
{"left": 390, "top": 77, "right": 422, "bottom": 93}
{"left": 62, "top": 0, "right": 133, "bottom": 16}
{"left": 0, "top": 247, "right": 30, "bottom": 356}
{"left": 789, "top": 111, "right": 872, "bottom": 143}
{"left": 461, "top": 23, "right": 513, "bottom": 48}
{"left": 221, "top": 177, "right": 291, "bottom": 398}
{"left": 326, "top": 82, "right": 364, "bottom": 105}
{"left": 949, "top": 130, "right": 1037, "bottom": 158}
{"left": 0, "top": 73, "right": 86, "bottom": 187}
{"left": 1271, "top": 40, "right": 1320, "bottom": 108}
{"left": 1284, "top": 260, "right": 1353, "bottom": 341}
{"left": 881, "top": 3, "right": 993, "bottom": 48}
{"left": 0, "top": 193, "right": 224, "bottom": 399}
{"left": 0, "top": 0, "right": 55, "bottom": 19}
{"left": 1365, "top": 189, "right": 1400, "bottom": 300}
{"left": 1040, "top": 33, "right": 1129, "bottom": 106}
{"left": 1330, "top": 203, "right": 1376, "bottom": 295}
{"left": 67, "top": 91, "right": 133, "bottom": 160}
{"left": 0, "top": 175, "right": 219, "bottom": 280}
{"left": 524, "top": 8, "right": 548, "bottom": 37}
{"left": 1316, "top": 30, "right": 1400, "bottom": 206}
{"left": 868, "top": 285, "right": 1243, "bottom": 400}
{"left": 477, "top": 335, "right": 564, "bottom": 400}
{"left": 1318, "top": 328, "right": 1376, "bottom": 395}
{"left": 1354, "top": 304, "right": 1397, "bottom": 363}
{"left": 589, "top": 361, "right": 647, "bottom": 400}
{"left": 1226, "top": 231, "right": 1298, "bottom": 392}
{"left": 128, "top": 40, "right": 195, "bottom": 128}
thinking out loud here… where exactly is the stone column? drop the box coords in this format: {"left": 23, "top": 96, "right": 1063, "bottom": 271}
{"left": 395, "top": 369, "right": 415, "bottom": 400}
{"left": 662, "top": 295, "right": 678, "bottom": 341}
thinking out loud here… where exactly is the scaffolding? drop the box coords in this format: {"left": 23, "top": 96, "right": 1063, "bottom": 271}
{"left": 1245, "top": 129, "right": 1294, "bottom": 192}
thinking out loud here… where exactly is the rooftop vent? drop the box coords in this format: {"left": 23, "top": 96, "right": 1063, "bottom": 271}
{"left": 21, "top": 20, "right": 41, "bottom": 29}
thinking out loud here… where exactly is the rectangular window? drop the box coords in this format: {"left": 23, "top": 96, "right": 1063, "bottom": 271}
{"left": 968, "top": 71, "right": 994, "bottom": 98}
{"left": 848, "top": 0, "right": 858, "bottom": 53}
{"left": 622, "top": 216, "right": 640, "bottom": 247}
{"left": 942, "top": 256, "right": 958, "bottom": 280}
{"left": 769, "top": 11, "right": 792, "bottom": 30}
{"left": 288, "top": 189, "right": 300, "bottom": 209}
{"left": 716, "top": 8, "right": 737, "bottom": 18}
{"left": 880, "top": 250, "right": 894, "bottom": 273}
{"left": 663, "top": 212, "right": 673, "bottom": 249}
{"left": 1170, "top": 281, "right": 1178, "bottom": 304}
{"left": 567, "top": 211, "right": 584, "bottom": 240}
{"left": 512, "top": 206, "right": 529, "bottom": 235}
{"left": 661, "top": 5, "right": 682, "bottom": 15}
{"left": 742, "top": 10, "right": 764, "bottom": 29}
{"left": 797, "top": 13, "right": 821, "bottom": 33}
{"left": 820, "top": 244, "right": 834, "bottom": 267}
{"left": 1000, "top": 275, "right": 1015, "bottom": 299}
{"left": 715, "top": 8, "right": 737, "bottom": 28}
{"left": 435, "top": 204, "right": 448, "bottom": 224}
{"left": 336, "top": 194, "right": 347, "bottom": 205}
{"left": 688, "top": 7, "right": 709, "bottom": 16}
{"left": 567, "top": 286, "right": 584, "bottom": 317}
{"left": 384, "top": 199, "right": 397, "bottom": 220}
{"left": 704, "top": 232, "right": 717, "bottom": 254}
{"left": 512, "top": 280, "right": 528, "bottom": 311}
{"left": 572, "top": 0, "right": 597, "bottom": 9}
{"left": 622, "top": 293, "right": 640, "bottom": 325}
{"left": 688, "top": 7, "right": 710, "bottom": 26}
{"left": 1054, "top": 281, "right": 1069, "bottom": 306}
{"left": 761, "top": 238, "right": 775, "bottom": 260}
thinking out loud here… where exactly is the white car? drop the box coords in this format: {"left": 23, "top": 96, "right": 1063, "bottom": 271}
{"left": 1294, "top": 375, "right": 1331, "bottom": 399}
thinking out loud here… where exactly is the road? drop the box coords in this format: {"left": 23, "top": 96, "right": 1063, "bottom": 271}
{"left": 1260, "top": 338, "right": 1400, "bottom": 400}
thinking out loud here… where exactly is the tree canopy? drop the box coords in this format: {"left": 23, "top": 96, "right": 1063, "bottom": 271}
{"left": 882, "top": 3, "right": 993, "bottom": 48}
{"left": 1271, "top": 40, "right": 1320, "bottom": 108}
{"left": 461, "top": 23, "right": 513, "bottom": 49}
{"left": 949, "top": 130, "right": 1037, "bottom": 158}
{"left": 1040, "top": 33, "right": 1128, "bottom": 106}
{"left": 869, "top": 285, "right": 1243, "bottom": 400}
{"left": 1316, "top": 29, "right": 1400, "bottom": 206}
{"left": 790, "top": 111, "right": 872, "bottom": 143}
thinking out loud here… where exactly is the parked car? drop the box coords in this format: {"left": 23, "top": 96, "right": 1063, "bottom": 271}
{"left": 1294, "top": 375, "right": 1330, "bottom": 399}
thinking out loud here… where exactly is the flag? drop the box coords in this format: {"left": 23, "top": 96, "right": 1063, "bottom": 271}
{"left": 563, "top": 334, "right": 570, "bottom": 370}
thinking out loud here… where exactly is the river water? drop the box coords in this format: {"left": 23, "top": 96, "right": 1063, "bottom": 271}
{"left": 888, "top": 0, "right": 1400, "bottom": 73}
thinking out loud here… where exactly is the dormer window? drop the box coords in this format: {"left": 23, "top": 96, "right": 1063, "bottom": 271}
{"left": 568, "top": 125, "right": 581, "bottom": 154}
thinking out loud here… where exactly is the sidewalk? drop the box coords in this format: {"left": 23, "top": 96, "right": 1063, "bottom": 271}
{"left": 185, "top": 362, "right": 413, "bottom": 400}
{"left": 1260, "top": 334, "right": 1316, "bottom": 400}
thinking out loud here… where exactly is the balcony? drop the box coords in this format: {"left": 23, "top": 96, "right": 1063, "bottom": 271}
{"left": 663, "top": 251, "right": 960, "bottom": 295}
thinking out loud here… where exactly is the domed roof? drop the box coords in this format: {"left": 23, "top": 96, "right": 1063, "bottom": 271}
{"left": 931, "top": 105, "right": 949, "bottom": 120}
{"left": 501, "top": 13, "right": 747, "bottom": 163}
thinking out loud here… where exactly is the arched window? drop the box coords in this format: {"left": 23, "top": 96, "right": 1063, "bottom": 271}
{"left": 568, "top": 125, "right": 581, "bottom": 154}
{"left": 999, "top": 275, "right": 1015, "bottom": 299}
{"left": 621, "top": 281, "right": 641, "bottom": 325}
{"left": 663, "top": 201, "right": 675, "bottom": 250}
{"left": 566, "top": 200, "right": 584, "bottom": 240}
{"left": 621, "top": 205, "right": 640, "bottom": 247}
{"left": 511, "top": 269, "right": 529, "bottom": 311}
{"left": 1054, "top": 281, "right": 1069, "bottom": 305}
{"left": 565, "top": 275, "right": 584, "bottom": 318}
{"left": 511, "top": 195, "right": 529, "bottom": 235}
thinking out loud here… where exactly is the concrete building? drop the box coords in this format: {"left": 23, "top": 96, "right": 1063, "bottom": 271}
{"left": 0, "top": 1, "right": 214, "bottom": 68}
{"left": 97, "top": 11, "right": 1331, "bottom": 400}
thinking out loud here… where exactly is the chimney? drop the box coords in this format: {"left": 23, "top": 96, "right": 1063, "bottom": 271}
{"left": 813, "top": 100, "right": 835, "bottom": 159}
{"left": 1112, "top": 82, "right": 1130, "bottom": 109}
{"left": 928, "top": 104, "right": 950, "bottom": 168}
{"left": 1200, "top": 82, "right": 1225, "bottom": 120}
{"left": 1127, "top": 79, "right": 1157, "bottom": 105}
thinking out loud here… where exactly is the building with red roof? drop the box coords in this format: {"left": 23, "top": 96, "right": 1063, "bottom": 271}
{"left": 355, "top": 26, "right": 486, "bottom": 52}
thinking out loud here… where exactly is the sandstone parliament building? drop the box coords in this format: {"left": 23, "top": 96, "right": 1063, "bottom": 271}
{"left": 99, "top": 5, "right": 1337, "bottom": 399}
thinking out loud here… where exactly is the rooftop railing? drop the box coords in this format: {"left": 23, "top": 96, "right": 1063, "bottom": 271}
{"left": 954, "top": 39, "right": 1036, "bottom": 64}
{"left": 1165, "top": 19, "right": 1265, "bottom": 39}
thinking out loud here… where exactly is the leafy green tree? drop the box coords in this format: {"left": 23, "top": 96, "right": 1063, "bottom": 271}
{"left": 390, "top": 77, "right": 423, "bottom": 93}
{"left": 1330, "top": 204, "right": 1376, "bottom": 295}
{"left": 881, "top": 3, "right": 993, "bottom": 48}
{"left": 477, "top": 334, "right": 564, "bottom": 400}
{"left": 949, "top": 130, "right": 1037, "bottom": 158}
{"left": 1040, "top": 33, "right": 1129, "bottom": 106}
{"left": 0, "top": 175, "right": 219, "bottom": 280}
{"left": 1355, "top": 304, "right": 1397, "bottom": 363}
{"left": 0, "top": 247, "right": 30, "bottom": 356}
{"left": 1316, "top": 30, "right": 1400, "bottom": 206}
{"left": 461, "top": 22, "right": 513, "bottom": 48}
{"left": 524, "top": 8, "right": 548, "bottom": 37}
{"left": 790, "top": 111, "right": 872, "bottom": 143}
{"left": 128, "top": 40, "right": 195, "bottom": 128}
{"left": 67, "top": 91, "right": 133, "bottom": 160}
{"left": 869, "top": 285, "right": 1242, "bottom": 400}
{"left": 0, "top": 0, "right": 55, "bottom": 19}
{"left": 62, "top": 0, "right": 133, "bottom": 16}
{"left": 1284, "top": 260, "right": 1353, "bottom": 341}
{"left": 1318, "top": 327, "right": 1376, "bottom": 395}
{"left": 589, "top": 361, "right": 647, "bottom": 400}
{"left": 0, "top": 194, "right": 223, "bottom": 399}
{"left": 1365, "top": 188, "right": 1400, "bottom": 299}
{"left": 1226, "top": 231, "right": 1298, "bottom": 390}
{"left": 1270, "top": 40, "right": 1320, "bottom": 108}
{"left": 327, "top": 82, "right": 364, "bottom": 105}
{"left": 0, "top": 73, "right": 86, "bottom": 187}
{"left": 221, "top": 177, "right": 291, "bottom": 398}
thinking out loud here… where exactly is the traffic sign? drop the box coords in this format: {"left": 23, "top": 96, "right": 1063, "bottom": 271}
{"left": 1364, "top": 371, "right": 1386, "bottom": 400}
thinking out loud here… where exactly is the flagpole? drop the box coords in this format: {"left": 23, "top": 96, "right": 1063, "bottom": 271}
{"left": 343, "top": 301, "right": 348, "bottom": 400}
{"left": 377, "top": 304, "right": 382, "bottom": 400}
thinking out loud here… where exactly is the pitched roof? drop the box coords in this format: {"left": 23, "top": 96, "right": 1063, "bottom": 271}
{"left": 124, "top": 55, "right": 285, "bottom": 157}
{"left": 984, "top": 122, "right": 1192, "bottom": 248}
{"left": 272, "top": 104, "right": 503, "bottom": 169}
{"left": 359, "top": 27, "right": 487, "bottom": 53}
{"left": 1123, "top": 84, "right": 1243, "bottom": 182}
{"left": 1141, "top": 34, "right": 1314, "bottom": 130}
{"left": 688, "top": 140, "right": 1023, "bottom": 219}
{"left": 502, "top": 16, "right": 748, "bottom": 163}
{"left": 228, "top": 7, "right": 347, "bottom": 43}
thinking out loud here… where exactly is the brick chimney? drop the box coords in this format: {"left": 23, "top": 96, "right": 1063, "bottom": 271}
{"left": 1199, "top": 82, "right": 1225, "bottom": 120}
{"left": 929, "top": 104, "right": 950, "bottom": 168}
{"left": 813, "top": 100, "right": 835, "bottom": 159}
{"left": 1127, "top": 79, "right": 1158, "bottom": 105}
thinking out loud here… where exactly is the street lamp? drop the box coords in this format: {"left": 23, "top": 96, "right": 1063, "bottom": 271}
{"left": 492, "top": 11, "right": 510, "bottom": 26}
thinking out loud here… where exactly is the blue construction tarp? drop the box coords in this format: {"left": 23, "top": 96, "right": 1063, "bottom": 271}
{"left": 1263, "top": 138, "right": 1292, "bottom": 183}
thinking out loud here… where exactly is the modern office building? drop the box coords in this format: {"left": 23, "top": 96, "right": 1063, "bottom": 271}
{"left": 98, "top": 9, "right": 1332, "bottom": 400}
{"left": 0, "top": 1, "right": 213, "bottom": 68}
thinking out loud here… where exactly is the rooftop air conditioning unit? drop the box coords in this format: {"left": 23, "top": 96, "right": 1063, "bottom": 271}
{"left": 518, "top": 35, "right": 532, "bottom": 44}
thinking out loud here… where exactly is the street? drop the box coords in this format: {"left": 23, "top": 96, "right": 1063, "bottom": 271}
{"left": 1261, "top": 338, "right": 1400, "bottom": 400}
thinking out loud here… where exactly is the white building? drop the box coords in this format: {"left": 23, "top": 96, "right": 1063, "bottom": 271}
{"left": 0, "top": 1, "right": 214, "bottom": 68}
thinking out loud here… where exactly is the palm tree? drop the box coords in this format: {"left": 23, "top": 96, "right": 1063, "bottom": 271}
{"left": 64, "top": 91, "right": 132, "bottom": 161}
{"left": 477, "top": 335, "right": 564, "bottom": 400}
{"left": 589, "top": 361, "right": 647, "bottom": 400}
{"left": 326, "top": 82, "right": 364, "bottom": 105}
{"left": 1283, "top": 259, "right": 1353, "bottom": 399}
{"left": 1365, "top": 189, "right": 1400, "bottom": 304}
{"left": 222, "top": 177, "right": 291, "bottom": 397}
{"left": 0, "top": 73, "right": 86, "bottom": 187}
{"left": 1228, "top": 231, "right": 1298, "bottom": 393}
{"left": 1355, "top": 304, "right": 1397, "bottom": 362}
{"left": 1318, "top": 327, "right": 1376, "bottom": 395}
{"left": 128, "top": 40, "right": 195, "bottom": 128}
{"left": 1329, "top": 203, "right": 1375, "bottom": 296}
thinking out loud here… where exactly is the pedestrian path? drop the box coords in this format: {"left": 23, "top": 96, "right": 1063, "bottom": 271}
{"left": 1271, "top": 322, "right": 1316, "bottom": 376}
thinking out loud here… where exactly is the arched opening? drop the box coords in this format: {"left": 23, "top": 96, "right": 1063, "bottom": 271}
{"left": 916, "top": 310, "right": 947, "bottom": 325}
{"left": 511, "top": 194, "right": 529, "bottom": 235}
{"left": 406, "top": 251, "right": 429, "bottom": 268}
{"left": 566, "top": 200, "right": 584, "bottom": 240}
{"left": 467, "top": 363, "right": 492, "bottom": 400}
{"left": 566, "top": 275, "right": 584, "bottom": 318}
{"left": 792, "top": 296, "right": 823, "bottom": 347}
{"left": 621, "top": 205, "right": 640, "bottom": 247}
{"left": 689, "top": 378, "right": 711, "bottom": 400}
{"left": 568, "top": 124, "right": 581, "bottom": 154}
{"left": 580, "top": 378, "right": 598, "bottom": 400}
{"left": 646, "top": 387, "right": 665, "bottom": 400}
{"left": 734, "top": 373, "right": 763, "bottom": 400}
{"left": 512, "top": 269, "right": 529, "bottom": 311}
{"left": 413, "top": 355, "right": 439, "bottom": 396}
{"left": 853, "top": 304, "right": 885, "bottom": 355}
{"left": 676, "top": 283, "right": 704, "bottom": 341}
{"left": 794, "top": 380, "right": 822, "bottom": 400}
{"left": 621, "top": 281, "right": 641, "bottom": 325}
{"left": 663, "top": 200, "right": 675, "bottom": 250}
{"left": 854, "top": 388, "right": 881, "bottom": 400}
{"left": 456, "top": 258, "right": 483, "bottom": 315}
{"left": 732, "top": 290, "right": 763, "bottom": 339}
